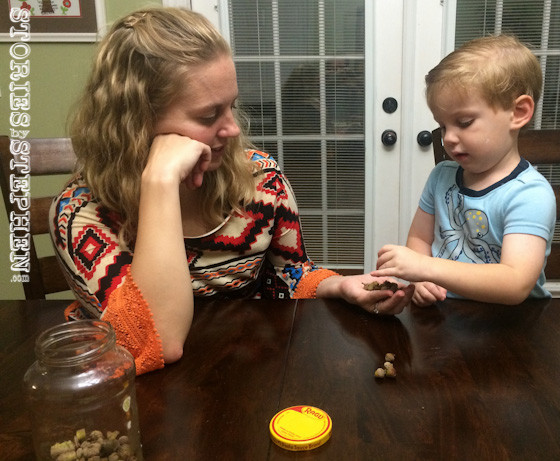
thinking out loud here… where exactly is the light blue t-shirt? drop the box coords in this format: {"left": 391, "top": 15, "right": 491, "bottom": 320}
{"left": 419, "top": 159, "right": 556, "bottom": 298}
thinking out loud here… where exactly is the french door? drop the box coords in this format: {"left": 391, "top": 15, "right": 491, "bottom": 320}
{"left": 186, "top": 0, "right": 560, "bottom": 273}
{"left": 206, "top": 0, "right": 444, "bottom": 272}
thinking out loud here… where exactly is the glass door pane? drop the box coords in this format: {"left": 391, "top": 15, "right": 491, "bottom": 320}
{"left": 227, "top": 0, "right": 365, "bottom": 270}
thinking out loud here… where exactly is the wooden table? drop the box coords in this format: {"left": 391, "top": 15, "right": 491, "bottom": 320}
{"left": 2, "top": 297, "right": 560, "bottom": 460}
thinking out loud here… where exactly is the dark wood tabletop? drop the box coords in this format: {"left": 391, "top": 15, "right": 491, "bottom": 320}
{"left": 1, "top": 296, "right": 560, "bottom": 460}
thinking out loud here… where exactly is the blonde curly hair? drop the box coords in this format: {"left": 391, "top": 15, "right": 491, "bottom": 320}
{"left": 426, "top": 34, "right": 542, "bottom": 112}
{"left": 70, "top": 7, "right": 256, "bottom": 245}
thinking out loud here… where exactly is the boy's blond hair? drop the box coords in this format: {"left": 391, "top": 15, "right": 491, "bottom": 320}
{"left": 70, "top": 8, "right": 256, "bottom": 245}
{"left": 426, "top": 35, "right": 542, "bottom": 111}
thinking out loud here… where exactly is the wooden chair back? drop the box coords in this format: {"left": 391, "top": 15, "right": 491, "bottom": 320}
{"left": 432, "top": 127, "right": 560, "bottom": 279}
{"left": 0, "top": 135, "right": 76, "bottom": 299}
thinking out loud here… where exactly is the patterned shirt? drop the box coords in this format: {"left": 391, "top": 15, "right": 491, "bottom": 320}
{"left": 50, "top": 151, "right": 330, "bottom": 318}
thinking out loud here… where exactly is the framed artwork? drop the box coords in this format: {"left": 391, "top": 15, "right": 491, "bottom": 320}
{"left": 161, "top": 0, "right": 191, "bottom": 6}
{"left": 0, "top": 0, "right": 106, "bottom": 42}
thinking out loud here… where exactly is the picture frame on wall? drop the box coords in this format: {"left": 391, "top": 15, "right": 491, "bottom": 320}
{"left": 161, "top": 0, "right": 191, "bottom": 6}
{"left": 0, "top": 0, "right": 106, "bottom": 42}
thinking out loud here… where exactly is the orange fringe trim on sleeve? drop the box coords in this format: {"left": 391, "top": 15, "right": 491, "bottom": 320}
{"left": 64, "top": 301, "right": 82, "bottom": 321}
{"left": 101, "top": 269, "right": 165, "bottom": 375}
{"left": 293, "top": 269, "right": 339, "bottom": 299}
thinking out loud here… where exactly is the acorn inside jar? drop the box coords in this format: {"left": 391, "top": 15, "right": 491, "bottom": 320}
{"left": 23, "top": 320, "right": 143, "bottom": 461}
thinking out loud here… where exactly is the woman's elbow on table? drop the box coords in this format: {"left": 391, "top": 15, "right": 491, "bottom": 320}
{"left": 162, "top": 341, "right": 185, "bottom": 364}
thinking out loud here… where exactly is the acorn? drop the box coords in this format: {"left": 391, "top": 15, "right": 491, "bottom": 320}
{"left": 374, "top": 367, "right": 386, "bottom": 378}
{"left": 385, "top": 353, "right": 395, "bottom": 362}
{"left": 385, "top": 366, "right": 397, "bottom": 378}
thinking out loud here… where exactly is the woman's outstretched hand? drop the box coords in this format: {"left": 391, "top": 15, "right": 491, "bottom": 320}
{"left": 317, "top": 273, "right": 414, "bottom": 316}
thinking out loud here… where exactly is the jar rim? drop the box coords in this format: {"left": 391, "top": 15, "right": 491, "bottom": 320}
{"left": 35, "top": 320, "right": 116, "bottom": 367}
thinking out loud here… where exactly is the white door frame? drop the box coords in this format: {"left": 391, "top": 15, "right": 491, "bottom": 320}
{"left": 364, "top": 0, "right": 447, "bottom": 270}
{"left": 163, "top": 0, "right": 221, "bottom": 31}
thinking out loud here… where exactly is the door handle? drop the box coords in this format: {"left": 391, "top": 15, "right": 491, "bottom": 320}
{"left": 381, "top": 130, "right": 397, "bottom": 146}
{"left": 417, "top": 130, "right": 433, "bottom": 147}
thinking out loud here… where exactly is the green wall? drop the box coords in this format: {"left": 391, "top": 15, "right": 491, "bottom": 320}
{"left": 0, "top": 0, "right": 162, "bottom": 299}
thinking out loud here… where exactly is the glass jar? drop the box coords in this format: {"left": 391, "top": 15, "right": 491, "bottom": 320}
{"left": 23, "top": 320, "right": 143, "bottom": 461}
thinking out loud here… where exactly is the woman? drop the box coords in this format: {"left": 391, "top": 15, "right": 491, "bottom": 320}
{"left": 50, "top": 7, "right": 413, "bottom": 374}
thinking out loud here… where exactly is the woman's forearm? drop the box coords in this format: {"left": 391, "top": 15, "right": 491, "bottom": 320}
{"left": 131, "top": 175, "right": 193, "bottom": 363}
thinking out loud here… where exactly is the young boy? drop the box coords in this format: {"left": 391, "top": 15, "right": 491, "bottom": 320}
{"left": 373, "top": 35, "right": 556, "bottom": 306}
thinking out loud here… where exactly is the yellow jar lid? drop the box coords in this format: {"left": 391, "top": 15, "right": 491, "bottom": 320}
{"left": 269, "top": 405, "right": 332, "bottom": 451}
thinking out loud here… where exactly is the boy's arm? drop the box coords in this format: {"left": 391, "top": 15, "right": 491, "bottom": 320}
{"left": 406, "top": 207, "right": 435, "bottom": 254}
{"left": 405, "top": 207, "right": 447, "bottom": 305}
{"left": 427, "top": 233, "right": 545, "bottom": 304}
{"left": 375, "top": 233, "right": 546, "bottom": 305}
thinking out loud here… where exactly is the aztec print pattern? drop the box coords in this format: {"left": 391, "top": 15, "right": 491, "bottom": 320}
{"left": 49, "top": 151, "right": 323, "bottom": 319}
